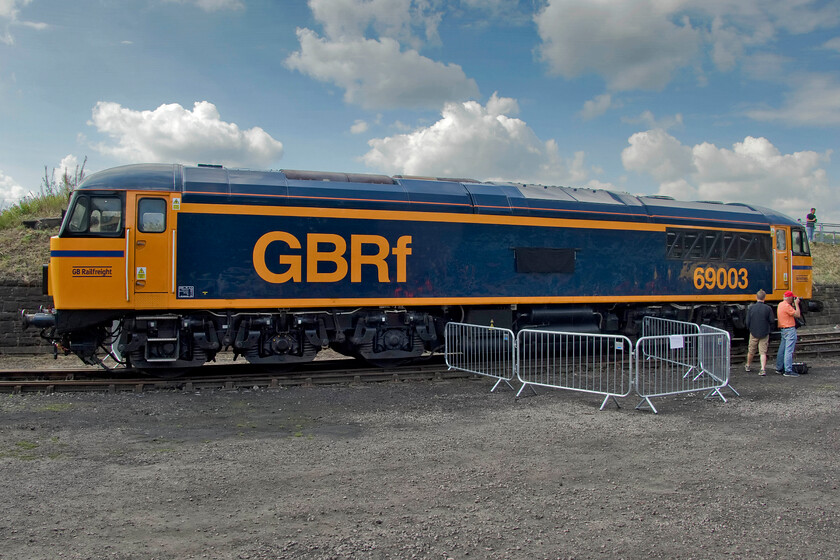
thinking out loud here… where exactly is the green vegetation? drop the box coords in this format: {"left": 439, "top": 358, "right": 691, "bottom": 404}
{"left": 0, "top": 160, "right": 84, "bottom": 283}
{"left": 0, "top": 159, "right": 84, "bottom": 230}
{"left": 0, "top": 439, "right": 66, "bottom": 461}
{"left": 37, "top": 403, "right": 75, "bottom": 412}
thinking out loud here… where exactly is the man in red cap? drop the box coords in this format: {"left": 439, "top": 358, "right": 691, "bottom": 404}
{"left": 775, "top": 291, "right": 802, "bottom": 376}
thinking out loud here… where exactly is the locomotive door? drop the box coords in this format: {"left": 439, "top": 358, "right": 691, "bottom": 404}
{"left": 772, "top": 226, "right": 790, "bottom": 292}
{"left": 132, "top": 194, "right": 174, "bottom": 293}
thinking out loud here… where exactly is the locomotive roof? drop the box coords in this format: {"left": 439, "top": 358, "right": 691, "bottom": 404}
{"left": 76, "top": 163, "right": 800, "bottom": 229}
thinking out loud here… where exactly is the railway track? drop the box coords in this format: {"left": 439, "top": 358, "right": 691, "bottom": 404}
{"left": 2, "top": 329, "right": 838, "bottom": 394}
{"left": 730, "top": 329, "right": 840, "bottom": 361}
{"left": 0, "top": 355, "right": 471, "bottom": 394}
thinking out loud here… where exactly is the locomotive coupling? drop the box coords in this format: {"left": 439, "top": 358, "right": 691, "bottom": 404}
{"left": 20, "top": 308, "right": 56, "bottom": 329}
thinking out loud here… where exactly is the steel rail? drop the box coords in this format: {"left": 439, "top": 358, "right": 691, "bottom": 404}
{"left": 2, "top": 331, "right": 838, "bottom": 393}
{"left": 0, "top": 356, "right": 473, "bottom": 394}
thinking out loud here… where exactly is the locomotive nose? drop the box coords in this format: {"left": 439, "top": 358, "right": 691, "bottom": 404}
{"left": 20, "top": 308, "right": 56, "bottom": 329}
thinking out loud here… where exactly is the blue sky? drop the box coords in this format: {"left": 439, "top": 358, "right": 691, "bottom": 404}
{"left": 1, "top": 0, "right": 839, "bottom": 224}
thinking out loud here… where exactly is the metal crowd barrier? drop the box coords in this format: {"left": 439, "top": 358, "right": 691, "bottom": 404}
{"left": 642, "top": 316, "right": 700, "bottom": 338}
{"left": 444, "top": 322, "right": 516, "bottom": 391}
{"left": 444, "top": 318, "right": 733, "bottom": 414}
{"left": 635, "top": 325, "right": 734, "bottom": 414}
{"left": 699, "top": 324, "right": 736, "bottom": 398}
{"left": 515, "top": 329, "right": 633, "bottom": 409}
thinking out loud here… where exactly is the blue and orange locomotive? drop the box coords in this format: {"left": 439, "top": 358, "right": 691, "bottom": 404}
{"left": 24, "top": 163, "right": 814, "bottom": 371}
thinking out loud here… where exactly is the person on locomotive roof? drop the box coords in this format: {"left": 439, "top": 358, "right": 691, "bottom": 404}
{"left": 745, "top": 289, "right": 775, "bottom": 376}
{"left": 776, "top": 291, "right": 802, "bottom": 377}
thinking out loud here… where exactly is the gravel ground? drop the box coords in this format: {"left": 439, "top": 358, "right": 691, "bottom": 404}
{"left": 1, "top": 354, "right": 839, "bottom": 560}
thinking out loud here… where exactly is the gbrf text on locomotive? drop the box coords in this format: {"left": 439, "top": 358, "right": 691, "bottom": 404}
{"left": 252, "top": 231, "right": 413, "bottom": 283}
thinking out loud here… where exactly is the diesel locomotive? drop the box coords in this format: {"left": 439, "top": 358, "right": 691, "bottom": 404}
{"left": 23, "top": 163, "right": 815, "bottom": 371}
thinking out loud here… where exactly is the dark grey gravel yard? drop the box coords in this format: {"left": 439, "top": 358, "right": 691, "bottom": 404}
{"left": 1, "top": 356, "right": 839, "bottom": 559}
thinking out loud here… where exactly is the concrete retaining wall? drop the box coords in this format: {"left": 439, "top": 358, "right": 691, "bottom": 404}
{"left": 807, "top": 284, "right": 840, "bottom": 328}
{"left": 0, "top": 281, "right": 54, "bottom": 354}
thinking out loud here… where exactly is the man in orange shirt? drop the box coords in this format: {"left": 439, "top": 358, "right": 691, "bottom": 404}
{"left": 775, "top": 291, "right": 802, "bottom": 376}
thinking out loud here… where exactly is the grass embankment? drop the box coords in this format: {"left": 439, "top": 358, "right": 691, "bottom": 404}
{"left": 0, "top": 226, "right": 56, "bottom": 284}
{"left": 811, "top": 243, "right": 840, "bottom": 285}
{"left": 0, "top": 163, "right": 81, "bottom": 284}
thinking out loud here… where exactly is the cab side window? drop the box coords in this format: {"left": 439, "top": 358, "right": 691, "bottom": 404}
{"left": 775, "top": 231, "right": 786, "bottom": 251}
{"left": 67, "top": 197, "right": 90, "bottom": 232}
{"left": 792, "top": 229, "right": 810, "bottom": 256}
{"left": 138, "top": 198, "right": 167, "bottom": 233}
{"left": 66, "top": 195, "right": 123, "bottom": 236}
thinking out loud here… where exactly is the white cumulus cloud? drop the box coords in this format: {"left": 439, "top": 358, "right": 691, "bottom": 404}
{"left": 460, "top": 0, "right": 530, "bottom": 24}
{"left": 622, "top": 129, "right": 695, "bottom": 183}
{"left": 285, "top": 29, "right": 478, "bottom": 110}
{"left": 164, "top": 0, "right": 244, "bottom": 12}
{"left": 746, "top": 74, "right": 840, "bottom": 126}
{"left": 0, "top": 168, "right": 25, "bottom": 209}
{"left": 535, "top": 0, "right": 700, "bottom": 91}
{"left": 579, "top": 94, "right": 614, "bottom": 120}
{"left": 622, "top": 130, "right": 833, "bottom": 221}
{"left": 308, "top": 0, "right": 436, "bottom": 46}
{"left": 193, "top": 0, "right": 243, "bottom": 10}
{"left": 621, "top": 110, "right": 683, "bottom": 131}
{"left": 350, "top": 120, "right": 369, "bottom": 134}
{"left": 823, "top": 37, "right": 840, "bottom": 53}
{"left": 1, "top": 0, "right": 46, "bottom": 44}
{"left": 88, "top": 101, "right": 284, "bottom": 168}
{"left": 50, "top": 154, "right": 83, "bottom": 186}
{"left": 362, "top": 93, "right": 588, "bottom": 185}
{"left": 286, "top": 0, "right": 477, "bottom": 110}
{"left": 534, "top": 0, "right": 840, "bottom": 93}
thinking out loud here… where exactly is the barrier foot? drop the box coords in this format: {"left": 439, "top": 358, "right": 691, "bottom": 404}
{"left": 515, "top": 382, "right": 538, "bottom": 399}
{"left": 635, "top": 397, "right": 658, "bottom": 414}
{"left": 704, "top": 387, "right": 727, "bottom": 403}
{"left": 490, "top": 378, "right": 515, "bottom": 393}
{"left": 723, "top": 383, "right": 740, "bottom": 397}
{"left": 599, "top": 394, "right": 621, "bottom": 411}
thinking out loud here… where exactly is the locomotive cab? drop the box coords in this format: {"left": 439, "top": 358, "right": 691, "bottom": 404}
{"left": 41, "top": 185, "right": 188, "bottom": 366}
{"left": 771, "top": 225, "right": 813, "bottom": 302}
{"left": 50, "top": 191, "right": 127, "bottom": 316}
{"left": 50, "top": 190, "right": 181, "bottom": 310}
